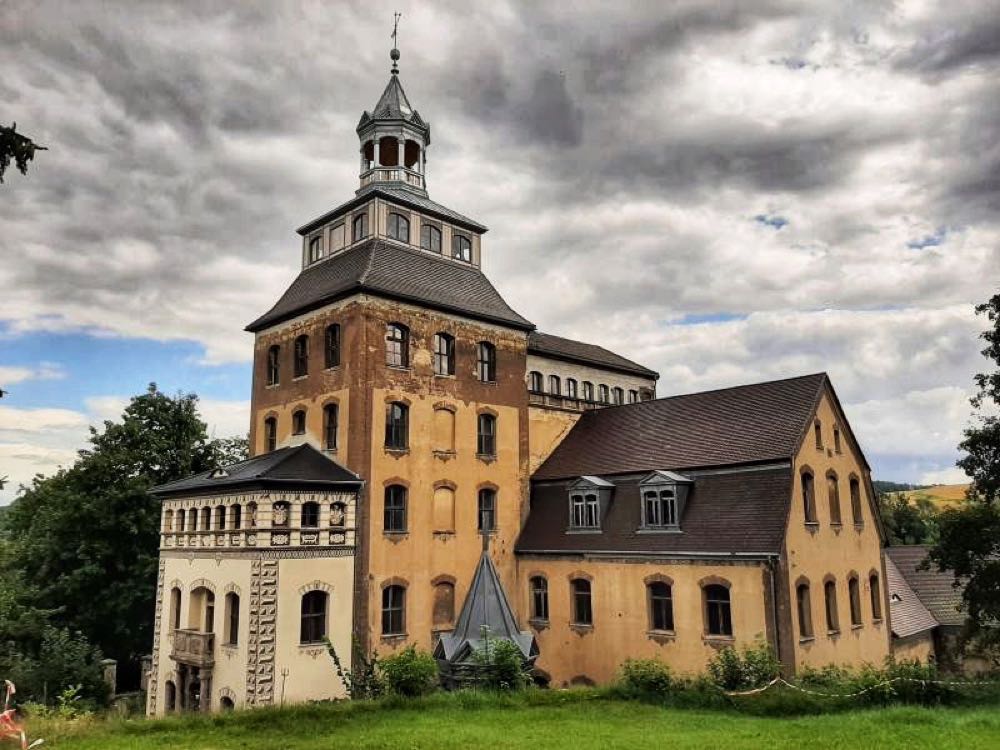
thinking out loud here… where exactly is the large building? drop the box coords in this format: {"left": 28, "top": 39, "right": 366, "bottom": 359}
{"left": 146, "top": 48, "right": 890, "bottom": 714}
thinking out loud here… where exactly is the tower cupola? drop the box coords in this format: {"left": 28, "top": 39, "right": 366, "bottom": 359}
{"left": 356, "top": 45, "right": 430, "bottom": 197}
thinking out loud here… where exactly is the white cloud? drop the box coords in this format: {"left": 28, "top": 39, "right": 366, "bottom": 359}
{"left": 0, "top": 364, "right": 66, "bottom": 386}
{"left": 918, "top": 466, "right": 970, "bottom": 486}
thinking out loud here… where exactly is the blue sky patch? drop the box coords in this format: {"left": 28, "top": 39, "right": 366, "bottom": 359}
{"left": 754, "top": 214, "right": 789, "bottom": 230}
{"left": 906, "top": 227, "right": 947, "bottom": 250}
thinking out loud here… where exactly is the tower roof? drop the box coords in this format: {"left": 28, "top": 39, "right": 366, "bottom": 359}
{"left": 356, "top": 74, "right": 429, "bottom": 136}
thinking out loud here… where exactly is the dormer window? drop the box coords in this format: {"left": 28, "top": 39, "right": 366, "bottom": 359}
{"left": 567, "top": 476, "right": 614, "bottom": 532}
{"left": 638, "top": 470, "right": 693, "bottom": 531}
{"left": 420, "top": 224, "right": 441, "bottom": 253}
{"left": 387, "top": 212, "right": 410, "bottom": 243}
{"left": 452, "top": 234, "right": 472, "bottom": 262}
{"left": 352, "top": 213, "right": 369, "bottom": 242}
{"left": 308, "top": 236, "right": 322, "bottom": 263}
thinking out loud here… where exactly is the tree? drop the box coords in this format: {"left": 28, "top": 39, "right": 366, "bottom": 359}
{"left": 0, "top": 123, "right": 46, "bottom": 182}
{"left": 1, "top": 384, "right": 242, "bottom": 689}
{"left": 928, "top": 292, "right": 1000, "bottom": 659}
{"left": 878, "top": 491, "right": 939, "bottom": 545}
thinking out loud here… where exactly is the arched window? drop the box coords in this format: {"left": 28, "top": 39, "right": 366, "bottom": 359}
{"left": 246, "top": 501, "right": 257, "bottom": 528}
{"left": 189, "top": 587, "right": 215, "bottom": 633}
{"left": 175, "top": 509, "right": 185, "bottom": 533}
{"left": 433, "top": 332, "right": 455, "bottom": 376}
{"left": 477, "top": 342, "right": 496, "bottom": 382}
{"left": 382, "top": 584, "right": 406, "bottom": 635}
{"left": 384, "top": 485, "right": 407, "bottom": 533}
{"left": 796, "top": 581, "right": 813, "bottom": 638}
{"left": 704, "top": 584, "right": 732, "bottom": 636}
{"left": 352, "top": 212, "right": 369, "bottom": 242}
{"left": 323, "top": 403, "right": 338, "bottom": 450}
{"left": 824, "top": 579, "right": 839, "bottom": 633}
{"left": 452, "top": 234, "right": 472, "bottom": 262}
{"left": 266, "top": 345, "right": 280, "bottom": 386}
{"left": 186, "top": 508, "right": 196, "bottom": 531}
{"left": 219, "top": 696, "right": 234, "bottom": 711}
{"left": 329, "top": 502, "right": 346, "bottom": 528}
{"left": 385, "top": 323, "right": 409, "bottom": 367}
{"left": 324, "top": 324, "right": 340, "bottom": 369}
{"left": 833, "top": 426, "right": 842, "bottom": 453}
{"left": 870, "top": 573, "right": 883, "bottom": 621}
{"left": 329, "top": 222, "right": 345, "bottom": 254}
{"left": 802, "top": 471, "right": 817, "bottom": 523}
{"left": 814, "top": 420, "right": 823, "bottom": 449}
{"left": 165, "top": 680, "right": 177, "bottom": 712}
{"left": 643, "top": 488, "right": 677, "bottom": 528}
{"left": 230, "top": 504, "right": 242, "bottom": 530}
{"left": 570, "top": 493, "right": 600, "bottom": 529}
{"left": 478, "top": 488, "right": 497, "bottom": 532}
{"left": 566, "top": 378, "right": 578, "bottom": 399}
{"left": 530, "top": 576, "right": 549, "bottom": 621}
{"left": 612, "top": 387, "right": 624, "bottom": 405}
{"left": 308, "top": 236, "right": 322, "bottom": 263}
{"left": 292, "top": 409, "right": 306, "bottom": 435}
{"left": 848, "top": 576, "right": 862, "bottom": 627}
{"left": 648, "top": 581, "right": 674, "bottom": 632}
{"left": 264, "top": 417, "right": 277, "bottom": 452}
{"left": 170, "top": 587, "right": 182, "bottom": 631}
{"left": 164, "top": 509, "right": 174, "bottom": 532}
{"left": 598, "top": 384, "right": 609, "bottom": 403}
{"left": 827, "top": 472, "right": 842, "bottom": 525}
{"left": 628, "top": 389, "right": 639, "bottom": 404}
{"left": 477, "top": 413, "right": 497, "bottom": 457}
{"left": 850, "top": 477, "right": 863, "bottom": 525}
{"left": 301, "top": 501, "right": 320, "bottom": 528}
{"left": 300, "top": 590, "right": 328, "bottom": 644}
{"left": 433, "top": 581, "right": 455, "bottom": 628}
{"left": 214, "top": 505, "right": 226, "bottom": 530}
{"left": 548, "top": 374, "right": 561, "bottom": 395}
{"left": 200, "top": 506, "right": 211, "bottom": 531}
{"left": 385, "top": 402, "right": 409, "bottom": 450}
{"left": 224, "top": 592, "right": 240, "bottom": 645}
{"left": 433, "top": 485, "right": 455, "bottom": 533}
{"left": 582, "top": 381, "right": 594, "bottom": 401}
{"left": 433, "top": 407, "right": 456, "bottom": 453}
{"left": 421, "top": 224, "right": 442, "bottom": 253}
{"left": 293, "top": 335, "right": 309, "bottom": 378}
{"left": 387, "top": 213, "right": 410, "bottom": 243}
{"left": 571, "top": 578, "right": 592, "bottom": 626}
{"left": 528, "top": 371, "right": 543, "bottom": 392}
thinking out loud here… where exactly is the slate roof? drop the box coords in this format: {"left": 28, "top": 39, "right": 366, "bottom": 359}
{"left": 885, "top": 545, "right": 967, "bottom": 628}
{"left": 516, "top": 465, "right": 792, "bottom": 556}
{"left": 528, "top": 331, "right": 659, "bottom": 379}
{"left": 356, "top": 74, "right": 428, "bottom": 133}
{"left": 533, "top": 373, "right": 828, "bottom": 481}
{"left": 885, "top": 554, "right": 939, "bottom": 638}
{"left": 245, "top": 239, "right": 533, "bottom": 332}
{"left": 151, "top": 444, "right": 362, "bottom": 498}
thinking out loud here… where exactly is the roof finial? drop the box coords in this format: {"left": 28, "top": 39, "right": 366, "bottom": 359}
{"left": 390, "top": 12, "right": 401, "bottom": 75}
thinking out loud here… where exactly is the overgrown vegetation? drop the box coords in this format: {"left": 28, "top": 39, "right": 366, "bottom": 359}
{"left": 380, "top": 646, "right": 439, "bottom": 697}
{"left": 706, "top": 640, "right": 781, "bottom": 691}
{"left": 325, "top": 637, "right": 384, "bottom": 699}
{"left": 471, "top": 628, "right": 532, "bottom": 690}
{"left": 878, "top": 491, "right": 941, "bottom": 545}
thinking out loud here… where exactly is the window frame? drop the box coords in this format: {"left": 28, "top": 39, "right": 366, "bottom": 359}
{"left": 569, "top": 492, "right": 601, "bottom": 530}
{"left": 324, "top": 324, "right": 340, "bottom": 369}
{"left": 264, "top": 416, "right": 277, "bottom": 452}
{"left": 848, "top": 575, "right": 862, "bottom": 627}
{"left": 352, "top": 212, "right": 369, "bottom": 242}
{"left": 704, "top": 583, "right": 733, "bottom": 637}
{"left": 420, "top": 223, "right": 442, "bottom": 253}
{"left": 477, "top": 341, "right": 497, "bottom": 383}
{"left": 323, "top": 403, "right": 338, "bottom": 450}
{"left": 612, "top": 386, "right": 624, "bottom": 405}
{"left": 292, "top": 409, "right": 306, "bottom": 435}
{"left": 477, "top": 487, "right": 497, "bottom": 532}
{"left": 301, "top": 501, "right": 320, "bottom": 528}
{"left": 850, "top": 477, "right": 864, "bottom": 525}
{"left": 293, "top": 334, "right": 309, "bottom": 378}
{"left": 266, "top": 345, "right": 280, "bottom": 386}
{"left": 530, "top": 576, "right": 549, "bottom": 622}
{"left": 300, "top": 590, "right": 328, "bottom": 644}
{"left": 433, "top": 332, "right": 456, "bottom": 376}
{"left": 796, "top": 581, "right": 814, "bottom": 639}
{"left": 385, "top": 323, "right": 410, "bottom": 368}
{"left": 477, "top": 413, "right": 497, "bottom": 457}
{"left": 225, "top": 592, "right": 240, "bottom": 646}
{"left": 571, "top": 578, "right": 593, "bottom": 626}
{"left": 824, "top": 579, "right": 840, "bottom": 633}
{"left": 452, "top": 233, "right": 472, "bottom": 262}
{"left": 387, "top": 212, "right": 410, "bottom": 243}
{"left": 648, "top": 581, "right": 675, "bottom": 632}
{"left": 529, "top": 371, "right": 543, "bottom": 392}
{"left": 598, "top": 384, "right": 609, "bottom": 403}
{"left": 383, "top": 485, "right": 408, "bottom": 534}
{"left": 385, "top": 401, "right": 409, "bottom": 451}
{"left": 802, "top": 470, "right": 818, "bottom": 524}
{"left": 308, "top": 235, "right": 322, "bottom": 263}
{"left": 582, "top": 381, "right": 594, "bottom": 401}
{"left": 869, "top": 573, "right": 883, "bottom": 621}
{"left": 642, "top": 488, "right": 678, "bottom": 528}
{"left": 382, "top": 584, "right": 406, "bottom": 636}
{"left": 827, "top": 472, "right": 842, "bottom": 526}
{"left": 566, "top": 378, "right": 578, "bottom": 399}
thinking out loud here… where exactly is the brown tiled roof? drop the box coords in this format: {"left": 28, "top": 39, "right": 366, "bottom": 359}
{"left": 516, "top": 466, "right": 791, "bottom": 556}
{"left": 533, "top": 373, "right": 828, "bottom": 481}
{"left": 528, "top": 331, "right": 658, "bottom": 379}
{"left": 246, "top": 239, "right": 533, "bottom": 332}
{"left": 885, "top": 545, "right": 967, "bottom": 627}
{"left": 885, "top": 555, "right": 939, "bottom": 638}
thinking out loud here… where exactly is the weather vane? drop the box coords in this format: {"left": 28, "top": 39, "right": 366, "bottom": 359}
{"left": 390, "top": 12, "right": 401, "bottom": 74}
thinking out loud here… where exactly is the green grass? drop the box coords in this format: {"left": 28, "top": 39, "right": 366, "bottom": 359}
{"left": 30, "top": 691, "right": 1000, "bottom": 750}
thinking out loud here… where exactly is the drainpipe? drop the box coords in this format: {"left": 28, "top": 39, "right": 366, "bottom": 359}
{"left": 767, "top": 557, "right": 781, "bottom": 665}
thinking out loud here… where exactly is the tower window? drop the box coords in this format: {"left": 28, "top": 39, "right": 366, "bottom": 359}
{"left": 387, "top": 212, "right": 410, "bottom": 243}
{"left": 385, "top": 402, "right": 409, "bottom": 450}
{"left": 477, "top": 342, "right": 496, "bottom": 382}
{"left": 648, "top": 581, "right": 674, "bottom": 632}
{"left": 704, "top": 584, "right": 733, "bottom": 637}
{"left": 264, "top": 417, "right": 277, "bottom": 452}
{"left": 833, "top": 426, "right": 842, "bottom": 453}
{"left": 293, "top": 335, "right": 309, "bottom": 378}
{"left": 323, "top": 403, "right": 338, "bottom": 450}
{"left": 308, "top": 236, "right": 322, "bottom": 263}
{"left": 385, "top": 323, "right": 409, "bottom": 368}
{"left": 300, "top": 590, "right": 328, "bottom": 644}
{"left": 530, "top": 576, "right": 548, "bottom": 621}
{"left": 528, "top": 371, "right": 543, "bottom": 392}
{"left": 477, "top": 413, "right": 497, "bottom": 457}
{"left": 382, "top": 584, "right": 406, "bottom": 635}
{"left": 352, "top": 213, "right": 369, "bottom": 242}
{"left": 452, "top": 234, "right": 472, "bottom": 262}
{"left": 384, "top": 485, "right": 407, "bottom": 533}
{"left": 324, "top": 324, "right": 340, "bottom": 369}
{"left": 266, "top": 345, "right": 280, "bottom": 386}
{"left": 433, "top": 332, "right": 455, "bottom": 376}
{"left": 421, "top": 224, "right": 442, "bottom": 253}
{"left": 571, "top": 578, "right": 592, "bottom": 626}
{"left": 292, "top": 409, "right": 306, "bottom": 435}
{"left": 477, "top": 488, "right": 496, "bottom": 532}
{"left": 814, "top": 420, "right": 823, "bottom": 449}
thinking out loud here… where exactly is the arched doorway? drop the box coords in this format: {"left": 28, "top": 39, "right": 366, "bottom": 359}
{"left": 164, "top": 680, "right": 177, "bottom": 712}
{"left": 220, "top": 695, "right": 235, "bottom": 711}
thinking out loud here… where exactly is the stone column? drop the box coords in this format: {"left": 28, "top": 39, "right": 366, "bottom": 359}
{"left": 397, "top": 137, "right": 405, "bottom": 170}
{"left": 200, "top": 669, "right": 213, "bottom": 712}
{"left": 373, "top": 139, "right": 380, "bottom": 167}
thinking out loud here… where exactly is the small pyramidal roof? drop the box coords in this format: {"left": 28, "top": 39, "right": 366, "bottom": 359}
{"left": 356, "top": 55, "right": 428, "bottom": 134}
{"left": 434, "top": 541, "right": 537, "bottom": 673}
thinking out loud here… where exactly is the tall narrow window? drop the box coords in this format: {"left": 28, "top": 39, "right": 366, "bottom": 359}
{"left": 433, "top": 486, "right": 455, "bottom": 533}
{"left": 802, "top": 471, "right": 817, "bottom": 523}
{"left": 385, "top": 402, "right": 409, "bottom": 450}
{"left": 477, "top": 413, "right": 497, "bottom": 457}
{"left": 824, "top": 579, "right": 839, "bottom": 633}
{"left": 548, "top": 374, "right": 561, "bottom": 395}
{"left": 850, "top": 477, "right": 863, "bottom": 525}
{"left": 292, "top": 409, "right": 306, "bottom": 435}
{"left": 264, "top": 417, "right": 277, "bottom": 452}
{"left": 164, "top": 509, "right": 174, "bottom": 532}
{"left": 628, "top": 389, "right": 639, "bottom": 404}
{"left": 814, "top": 420, "right": 823, "bottom": 449}
{"left": 204, "top": 590, "right": 215, "bottom": 633}
{"left": 246, "top": 501, "right": 257, "bottom": 528}
{"left": 176, "top": 509, "right": 186, "bottom": 534}
{"left": 300, "top": 590, "right": 328, "bottom": 644}
{"left": 598, "top": 384, "right": 609, "bottom": 403}
{"left": 433, "top": 332, "right": 455, "bottom": 376}
{"left": 529, "top": 371, "right": 543, "bottom": 392}
{"left": 704, "top": 584, "right": 732, "bottom": 636}
{"left": 323, "top": 403, "right": 338, "bottom": 450}
{"left": 266, "top": 345, "right": 280, "bottom": 386}
{"left": 571, "top": 578, "right": 592, "bottom": 626}
{"left": 796, "top": 582, "right": 813, "bottom": 638}
{"left": 201, "top": 506, "right": 211, "bottom": 531}
{"left": 433, "top": 581, "right": 456, "bottom": 628}
{"left": 352, "top": 212, "right": 368, "bottom": 242}
{"left": 329, "top": 222, "right": 345, "bottom": 253}
{"left": 477, "top": 342, "right": 496, "bottom": 382}
{"left": 385, "top": 323, "right": 409, "bottom": 367}
{"left": 582, "top": 381, "right": 594, "bottom": 401}
{"left": 848, "top": 576, "right": 862, "bottom": 627}
{"left": 387, "top": 213, "right": 410, "bottom": 242}
{"left": 301, "top": 501, "right": 320, "bottom": 528}
{"left": 477, "top": 488, "right": 496, "bottom": 532}
{"left": 870, "top": 573, "right": 882, "bottom": 621}
{"left": 215, "top": 505, "right": 226, "bottom": 529}
{"left": 648, "top": 581, "right": 674, "bottom": 631}
{"left": 293, "top": 334, "right": 309, "bottom": 378}
{"left": 530, "top": 576, "right": 549, "bottom": 621}
{"left": 230, "top": 504, "right": 242, "bottom": 530}
{"left": 382, "top": 585, "right": 406, "bottom": 635}
{"left": 452, "top": 234, "right": 472, "bottom": 262}
{"left": 225, "top": 592, "right": 240, "bottom": 645}
{"left": 833, "top": 426, "right": 842, "bottom": 453}
{"left": 566, "top": 378, "right": 578, "bottom": 399}
{"left": 187, "top": 508, "right": 196, "bottom": 531}
{"left": 170, "top": 587, "right": 182, "bottom": 631}
{"left": 612, "top": 387, "right": 624, "bottom": 405}
{"left": 421, "top": 224, "right": 442, "bottom": 253}
{"left": 324, "top": 324, "right": 340, "bottom": 368}
{"left": 384, "top": 485, "right": 407, "bottom": 533}
{"left": 827, "top": 473, "right": 842, "bottom": 525}
{"left": 308, "top": 236, "right": 321, "bottom": 263}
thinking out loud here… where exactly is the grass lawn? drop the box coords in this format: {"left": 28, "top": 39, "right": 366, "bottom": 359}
{"left": 30, "top": 693, "right": 1000, "bottom": 750}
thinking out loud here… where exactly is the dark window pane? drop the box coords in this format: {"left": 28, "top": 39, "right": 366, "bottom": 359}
{"left": 478, "top": 342, "right": 496, "bottom": 382}
{"left": 421, "top": 224, "right": 442, "bottom": 253}
{"left": 572, "top": 579, "right": 592, "bottom": 625}
{"left": 324, "top": 404, "right": 338, "bottom": 450}
{"left": 649, "top": 582, "right": 674, "bottom": 631}
{"left": 300, "top": 591, "right": 328, "bottom": 643}
{"left": 477, "top": 414, "right": 496, "bottom": 456}
{"left": 325, "top": 324, "right": 340, "bottom": 368}
{"left": 382, "top": 585, "right": 406, "bottom": 635}
{"left": 385, "top": 402, "right": 408, "bottom": 450}
{"left": 477, "top": 488, "right": 496, "bottom": 531}
{"left": 384, "top": 485, "right": 407, "bottom": 533}
{"left": 386, "top": 323, "right": 409, "bottom": 367}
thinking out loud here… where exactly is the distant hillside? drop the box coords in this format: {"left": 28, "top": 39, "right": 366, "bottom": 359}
{"left": 873, "top": 480, "right": 927, "bottom": 494}
{"left": 887, "top": 483, "right": 971, "bottom": 510}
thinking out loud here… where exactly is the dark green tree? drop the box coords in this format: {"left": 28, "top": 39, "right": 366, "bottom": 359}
{"left": 1, "top": 384, "right": 241, "bottom": 686}
{"left": 878, "top": 491, "right": 939, "bottom": 545}
{"left": 0, "top": 123, "right": 46, "bottom": 182}
{"left": 929, "top": 293, "right": 1000, "bottom": 659}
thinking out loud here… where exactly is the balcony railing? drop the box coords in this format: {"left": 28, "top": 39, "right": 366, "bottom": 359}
{"left": 170, "top": 629, "right": 214, "bottom": 668}
{"left": 360, "top": 166, "right": 424, "bottom": 190}
{"left": 528, "top": 391, "right": 608, "bottom": 412}
{"left": 161, "top": 527, "right": 354, "bottom": 550}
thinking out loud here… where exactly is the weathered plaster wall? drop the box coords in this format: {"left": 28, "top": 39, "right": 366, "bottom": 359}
{"left": 525, "top": 354, "right": 656, "bottom": 401}
{"left": 893, "top": 633, "right": 936, "bottom": 664}
{"left": 527, "top": 406, "right": 580, "bottom": 474}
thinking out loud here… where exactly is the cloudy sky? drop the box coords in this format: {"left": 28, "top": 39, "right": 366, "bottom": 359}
{"left": 1, "top": 0, "right": 998, "bottom": 502}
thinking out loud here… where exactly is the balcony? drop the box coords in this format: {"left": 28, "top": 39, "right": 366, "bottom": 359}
{"left": 170, "top": 629, "right": 215, "bottom": 668}
{"left": 359, "top": 166, "right": 425, "bottom": 190}
{"left": 528, "top": 391, "right": 607, "bottom": 413}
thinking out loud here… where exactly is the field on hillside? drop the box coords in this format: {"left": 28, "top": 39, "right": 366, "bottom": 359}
{"left": 890, "top": 483, "right": 970, "bottom": 509}
{"left": 30, "top": 694, "right": 1000, "bottom": 750}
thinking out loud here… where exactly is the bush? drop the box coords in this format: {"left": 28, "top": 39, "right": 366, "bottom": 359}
{"left": 471, "top": 636, "right": 531, "bottom": 691}
{"left": 380, "top": 646, "right": 439, "bottom": 697}
{"left": 707, "top": 640, "right": 779, "bottom": 691}
{"left": 618, "top": 658, "right": 674, "bottom": 697}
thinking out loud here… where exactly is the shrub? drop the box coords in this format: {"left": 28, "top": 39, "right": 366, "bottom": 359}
{"left": 707, "top": 640, "right": 779, "bottom": 691}
{"left": 380, "top": 646, "right": 439, "bottom": 697}
{"left": 618, "top": 658, "right": 674, "bottom": 697}
{"left": 470, "top": 628, "right": 531, "bottom": 690}
{"left": 325, "top": 637, "right": 384, "bottom": 699}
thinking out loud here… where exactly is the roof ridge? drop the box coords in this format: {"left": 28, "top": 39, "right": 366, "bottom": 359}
{"left": 254, "top": 444, "right": 302, "bottom": 478}
{"left": 655, "top": 372, "right": 828, "bottom": 402}
{"left": 358, "top": 240, "right": 378, "bottom": 285}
